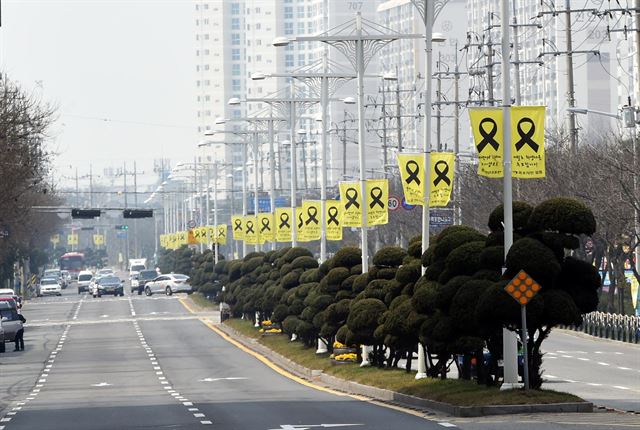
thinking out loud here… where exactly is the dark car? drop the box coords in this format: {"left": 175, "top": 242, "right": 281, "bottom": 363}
{"left": 134, "top": 269, "right": 158, "bottom": 295}
{"left": 94, "top": 276, "right": 124, "bottom": 297}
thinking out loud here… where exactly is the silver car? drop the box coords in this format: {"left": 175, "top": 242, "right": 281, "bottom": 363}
{"left": 144, "top": 274, "right": 192, "bottom": 296}
{"left": 39, "top": 277, "right": 62, "bottom": 296}
{"left": 0, "top": 302, "right": 23, "bottom": 349}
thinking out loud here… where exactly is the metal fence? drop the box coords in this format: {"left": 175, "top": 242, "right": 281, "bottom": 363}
{"left": 565, "top": 312, "right": 640, "bottom": 344}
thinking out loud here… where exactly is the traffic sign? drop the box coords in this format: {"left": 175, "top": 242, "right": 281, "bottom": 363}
{"left": 187, "top": 220, "right": 197, "bottom": 229}
{"left": 504, "top": 270, "right": 540, "bottom": 306}
{"left": 388, "top": 195, "right": 400, "bottom": 212}
{"left": 401, "top": 197, "right": 416, "bottom": 211}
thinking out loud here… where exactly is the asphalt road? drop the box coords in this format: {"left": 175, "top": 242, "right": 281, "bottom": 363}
{"left": 0, "top": 281, "right": 638, "bottom": 430}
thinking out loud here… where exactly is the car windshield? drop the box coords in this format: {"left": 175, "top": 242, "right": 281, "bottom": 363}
{"left": 41, "top": 278, "right": 58, "bottom": 285}
{"left": 131, "top": 264, "right": 145, "bottom": 272}
{"left": 44, "top": 270, "right": 60, "bottom": 276}
{"left": 139, "top": 271, "right": 157, "bottom": 280}
{"left": 78, "top": 274, "right": 92, "bottom": 281}
{"left": 99, "top": 276, "right": 120, "bottom": 284}
{"left": 0, "top": 309, "right": 17, "bottom": 320}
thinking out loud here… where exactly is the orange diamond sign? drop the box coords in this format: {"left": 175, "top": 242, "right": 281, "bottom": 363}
{"left": 505, "top": 270, "right": 541, "bottom": 306}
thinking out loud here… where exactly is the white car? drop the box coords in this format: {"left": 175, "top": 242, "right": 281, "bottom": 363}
{"left": 39, "top": 278, "right": 62, "bottom": 296}
{"left": 144, "top": 274, "right": 192, "bottom": 296}
{"left": 77, "top": 270, "right": 94, "bottom": 294}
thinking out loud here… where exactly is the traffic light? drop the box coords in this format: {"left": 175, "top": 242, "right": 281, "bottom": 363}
{"left": 115, "top": 225, "right": 129, "bottom": 231}
{"left": 123, "top": 209, "right": 153, "bottom": 219}
{"left": 71, "top": 209, "right": 101, "bottom": 219}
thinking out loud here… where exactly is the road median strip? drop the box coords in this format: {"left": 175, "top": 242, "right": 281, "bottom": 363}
{"left": 213, "top": 319, "right": 593, "bottom": 418}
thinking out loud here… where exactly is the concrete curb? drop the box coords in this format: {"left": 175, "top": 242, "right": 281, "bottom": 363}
{"left": 217, "top": 323, "right": 593, "bottom": 417}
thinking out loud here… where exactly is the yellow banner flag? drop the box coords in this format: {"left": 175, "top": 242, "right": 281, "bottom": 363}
{"left": 301, "top": 201, "right": 321, "bottom": 241}
{"left": 217, "top": 224, "right": 228, "bottom": 246}
{"left": 244, "top": 216, "right": 258, "bottom": 245}
{"left": 205, "top": 226, "right": 216, "bottom": 244}
{"left": 194, "top": 227, "right": 206, "bottom": 244}
{"left": 366, "top": 179, "right": 389, "bottom": 226}
{"left": 67, "top": 234, "right": 78, "bottom": 246}
{"left": 50, "top": 234, "right": 60, "bottom": 245}
{"left": 93, "top": 234, "right": 104, "bottom": 246}
{"left": 469, "top": 107, "right": 504, "bottom": 178}
{"left": 397, "top": 153, "right": 424, "bottom": 205}
{"left": 258, "top": 213, "right": 275, "bottom": 243}
{"left": 511, "top": 106, "right": 545, "bottom": 179}
{"left": 339, "top": 182, "right": 362, "bottom": 227}
{"left": 430, "top": 152, "right": 455, "bottom": 207}
{"left": 296, "top": 207, "right": 311, "bottom": 242}
{"left": 177, "top": 231, "right": 188, "bottom": 246}
{"left": 231, "top": 215, "right": 244, "bottom": 240}
{"left": 275, "top": 208, "right": 292, "bottom": 243}
{"left": 326, "top": 200, "right": 342, "bottom": 241}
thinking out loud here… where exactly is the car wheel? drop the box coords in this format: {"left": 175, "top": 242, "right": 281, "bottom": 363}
{"left": 0, "top": 342, "right": 5, "bottom": 353}
{"left": 145, "top": 287, "right": 152, "bottom": 296}
{"left": 93, "top": 294, "right": 97, "bottom": 298}
{"left": 57, "top": 293, "right": 62, "bottom": 296}
{"left": 165, "top": 286, "right": 172, "bottom": 296}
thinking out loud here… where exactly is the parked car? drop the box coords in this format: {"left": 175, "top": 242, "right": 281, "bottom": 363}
{"left": 77, "top": 270, "right": 94, "bottom": 294}
{"left": 93, "top": 275, "right": 124, "bottom": 298}
{"left": 97, "top": 268, "right": 115, "bottom": 277}
{"left": 0, "top": 290, "right": 21, "bottom": 310}
{"left": 132, "top": 269, "right": 157, "bottom": 295}
{"left": 38, "top": 277, "right": 62, "bottom": 297}
{"left": 0, "top": 301, "right": 23, "bottom": 351}
{"left": 144, "top": 274, "right": 192, "bottom": 296}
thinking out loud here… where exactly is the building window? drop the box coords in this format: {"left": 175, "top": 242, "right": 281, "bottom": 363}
{"left": 285, "top": 54, "right": 294, "bottom": 67}
{"left": 232, "top": 64, "right": 241, "bottom": 76}
{"left": 231, "top": 3, "right": 240, "bottom": 15}
{"left": 232, "top": 18, "right": 240, "bottom": 30}
{"left": 232, "top": 48, "right": 241, "bottom": 61}
{"left": 232, "top": 79, "right": 241, "bottom": 91}
{"left": 256, "top": 54, "right": 262, "bottom": 62}
{"left": 284, "top": 6, "right": 293, "bottom": 19}
{"left": 232, "top": 34, "right": 240, "bottom": 45}
{"left": 284, "top": 22, "right": 293, "bottom": 35}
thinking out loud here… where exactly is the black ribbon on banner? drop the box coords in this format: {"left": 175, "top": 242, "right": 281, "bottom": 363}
{"left": 218, "top": 228, "right": 226, "bottom": 238}
{"left": 433, "top": 161, "right": 451, "bottom": 187}
{"left": 279, "top": 213, "right": 290, "bottom": 229}
{"left": 260, "top": 217, "right": 271, "bottom": 232}
{"left": 327, "top": 207, "right": 340, "bottom": 226}
{"left": 234, "top": 219, "right": 243, "bottom": 232}
{"left": 345, "top": 188, "right": 360, "bottom": 210}
{"left": 305, "top": 207, "right": 319, "bottom": 225}
{"left": 405, "top": 160, "right": 421, "bottom": 185}
{"left": 514, "top": 118, "right": 539, "bottom": 152}
{"left": 369, "top": 187, "right": 384, "bottom": 209}
{"left": 477, "top": 118, "right": 500, "bottom": 152}
{"left": 246, "top": 221, "right": 255, "bottom": 235}
{"left": 297, "top": 213, "right": 304, "bottom": 229}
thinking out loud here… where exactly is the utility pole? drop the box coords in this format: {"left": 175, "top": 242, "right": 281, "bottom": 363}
{"left": 342, "top": 110, "right": 348, "bottom": 178}
{"left": 486, "top": 12, "right": 495, "bottom": 106}
{"left": 453, "top": 47, "right": 461, "bottom": 225}
{"left": 395, "top": 65, "right": 403, "bottom": 152}
{"left": 75, "top": 168, "right": 79, "bottom": 207}
{"left": 436, "top": 53, "right": 443, "bottom": 151}
{"left": 123, "top": 162, "right": 128, "bottom": 209}
{"left": 89, "top": 164, "right": 94, "bottom": 207}
{"left": 512, "top": 0, "right": 522, "bottom": 105}
{"left": 381, "top": 82, "right": 388, "bottom": 170}
{"left": 565, "top": 0, "right": 578, "bottom": 152}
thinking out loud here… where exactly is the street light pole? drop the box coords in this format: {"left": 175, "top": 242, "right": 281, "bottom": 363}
{"left": 213, "top": 162, "right": 219, "bottom": 264}
{"left": 289, "top": 81, "right": 299, "bottom": 247}
{"left": 500, "top": 0, "right": 520, "bottom": 390}
{"left": 355, "top": 14, "right": 369, "bottom": 271}
{"left": 268, "top": 106, "right": 277, "bottom": 251}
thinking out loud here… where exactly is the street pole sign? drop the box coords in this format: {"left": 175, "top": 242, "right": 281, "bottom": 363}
{"left": 504, "top": 270, "right": 541, "bottom": 390}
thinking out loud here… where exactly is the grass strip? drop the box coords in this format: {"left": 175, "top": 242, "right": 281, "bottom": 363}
{"left": 225, "top": 318, "right": 583, "bottom": 407}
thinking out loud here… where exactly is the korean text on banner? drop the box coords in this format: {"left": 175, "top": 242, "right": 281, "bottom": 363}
{"left": 325, "top": 200, "right": 342, "bottom": 241}
{"left": 469, "top": 108, "right": 504, "bottom": 178}
{"left": 339, "top": 182, "right": 363, "bottom": 227}
{"left": 244, "top": 216, "right": 258, "bottom": 245}
{"left": 511, "top": 106, "right": 545, "bottom": 179}
{"left": 231, "top": 215, "right": 244, "bottom": 241}
{"left": 397, "top": 153, "right": 425, "bottom": 204}
{"left": 302, "top": 200, "right": 321, "bottom": 241}
{"left": 275, "top": 208, "right": 292, "bottom": 243}
{"left": 366, "top": 179, "right": 388, "bottom": 226}
{"left": 430, "top": 152, "right": 455, "bottom": 207}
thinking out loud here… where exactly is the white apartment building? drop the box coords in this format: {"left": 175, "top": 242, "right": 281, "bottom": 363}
{"left": 377, "top": 0, "right": 471, "bottom": 154}
{"left": 466, "top": 0, "right": 625, "bottom": 139}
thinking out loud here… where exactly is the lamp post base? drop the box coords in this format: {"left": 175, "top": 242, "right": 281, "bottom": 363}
{"left": 500, "top": 382, "right": 523, "bottom": 391}
{"left": 415, "top": 372, "right": 427, "bottom": 380}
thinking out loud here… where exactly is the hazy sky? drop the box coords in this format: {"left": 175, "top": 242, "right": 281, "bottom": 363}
{"left": 0, "top": 0, "right": 197, "bottom": 189}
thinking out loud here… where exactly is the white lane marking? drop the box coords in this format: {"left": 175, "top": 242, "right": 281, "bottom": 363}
{"left": 597, "top": 362, "right": 610, "bottom": 366}
{"left": 0, "top": 418, "right": 12, "bottom": 422}
{"left": 194, "top": 413, "right": 205, "bottom": 418}
{"left": 188, "top": 408, "right": 199, "bottom": 412}
{"left": 587, "top": 383, "right": 603, "bottom": 386}
{"left": 438, "top": 424, "right": 457, "bottom": 428}
{"left": 183, "top": 402, "right": 193, "bottom": 406}
{"left": 91, "top": 382, "right": 112, "bottom": 387}
{"left": 577, "top": 358, "right": 590, "bottom": 361}
{"left": 201, "top": 421, "right": 213, "bottom": 425}
{"left": 613, "top": 386, "right": 630, "bottom": 390}
{"left": 618, "top": 366, "right": 631, "bottom": 370}
{"left": 6, "top": 413, "right": 15, "bottom": 416}
{"left": 561, "top": 355, "right": 573, "bottom": 358}
{"left": 199, "top": 377, "right": 249, "bottom": 382}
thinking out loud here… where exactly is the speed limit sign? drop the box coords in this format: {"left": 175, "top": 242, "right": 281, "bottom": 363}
{"left": 388, "top": 195, "right": 401, "bottom": 212}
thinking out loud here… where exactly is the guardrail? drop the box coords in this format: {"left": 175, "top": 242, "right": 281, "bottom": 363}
{"left": 565, "top": 312, "right": 640, "bottom": 344}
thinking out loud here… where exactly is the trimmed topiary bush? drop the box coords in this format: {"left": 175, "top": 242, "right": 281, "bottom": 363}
{"left": 488, "top": 201, "right": 534, "bottom": 233}
{"left": 291, "top": 256, "right": 319, "bottom": 271}
{"left": 333, "top": 247, "right": 362, "bottom": 268}
{"left": 445, "top": 241, "right": 485, "bottom": 277}
{"left": 372, "top": 246, "right": 408, "bottom": 267}
{"left": 528, "top": 197, "right": 596, "bottom": 236}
